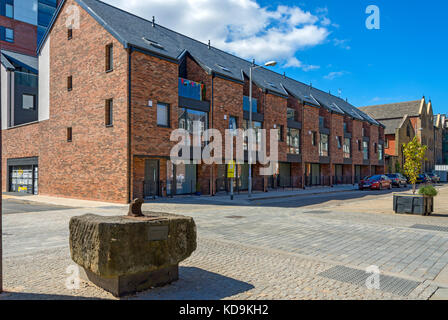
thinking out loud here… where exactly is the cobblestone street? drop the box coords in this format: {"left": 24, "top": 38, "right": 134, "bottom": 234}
{"left": 1, "top": 186, "right": 448, "bottom": 300}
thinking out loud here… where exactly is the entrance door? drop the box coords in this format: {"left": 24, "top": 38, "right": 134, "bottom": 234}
{"left": 145, "top": 159, "right": 159, "bottom": 197}
{"left": 311, "top": 164, "right": 320, "bottom": 185}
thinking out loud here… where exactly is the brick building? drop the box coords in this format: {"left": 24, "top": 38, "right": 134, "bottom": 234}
{"left": 360, "top": 98, "right": 436, "bottom": 173}
{"left": 0, "top": 0, "right": 61, "bottom": 56}
{"left": 434, "top": 114, "right": 445, "bottom": 165}
{"left": 1, "top": 0, "right": 386, "bottom": 203}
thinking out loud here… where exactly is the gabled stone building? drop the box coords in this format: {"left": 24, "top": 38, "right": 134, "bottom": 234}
{"left": 359, "top": 97, "right": 435, "bottom": 173}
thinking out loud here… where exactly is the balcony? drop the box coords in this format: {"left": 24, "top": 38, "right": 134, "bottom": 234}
{"left": 178, "top": 78, "right": 210, "bottom": 112}
{"left": 243, "top": 96, "right": 258, "bottom": 113}
{"left": 178, "top": 78, "right": 204, "bottom": 101}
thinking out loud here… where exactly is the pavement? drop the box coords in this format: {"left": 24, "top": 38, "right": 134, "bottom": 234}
{"left": 1, "top": 185, "right": 448, "bottom": 300}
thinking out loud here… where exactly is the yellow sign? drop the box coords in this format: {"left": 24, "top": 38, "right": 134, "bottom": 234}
{"left": 227, "top": 161, "right": 236, "bottom": 178}
{"left": 18, "top": 186, "right": 28, "bottom": 192}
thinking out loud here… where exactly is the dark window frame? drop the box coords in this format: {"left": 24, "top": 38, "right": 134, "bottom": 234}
{"left": 105, "top": 99, "right": 113, "bottom": 127}
{"left": 67, "top": 127, "right": 72, "bottom": 142}
{"left": 105, "top": 43, "right": 113, "bottom": 72}
{"left": 67, "top": 75, "right": 72, "bottom": 91}
{"left": 157, "top": 102, "right": 170, "bottom": 128}
{"left": 68, "top": 27, "right": 73, "bottom": 40}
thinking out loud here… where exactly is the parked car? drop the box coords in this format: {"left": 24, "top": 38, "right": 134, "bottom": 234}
{"left": 427, "top": 173, "right": 440, "bottom": 183}
{"left": 386, "top": 173, "right": 408, "bottom": 188}
{"left": 359, "top": 175, "right": 392, "bottom": 190}
{"left": 414, "top": 174, "right": 430, "bottom": 184}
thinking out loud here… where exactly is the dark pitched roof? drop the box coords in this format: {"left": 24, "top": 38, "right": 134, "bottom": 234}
{"left": 358, "top": 100, "right": 422, "bottom": 120}
{"left": 39, "top": 0, "right": 382, "bottom": 126}
{"left": 0, "top": 50, "right": 38, "bottom": 73}
{"left": 379, "top": 118, "right": 406, "bottom": 135}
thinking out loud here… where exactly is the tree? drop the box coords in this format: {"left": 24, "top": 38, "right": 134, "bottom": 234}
{"left": 395, "top": 160, "right": 401, "bottom": 174}
{"left": 403, "top": 137, "right": 427, "bottom": 194}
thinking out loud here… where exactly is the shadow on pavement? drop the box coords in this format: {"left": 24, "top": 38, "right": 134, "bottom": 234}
{"left": 129, "top": 267, "right": 254, "bottom": 300}
{"left": 143, "top": 187, "right": 413, "bottom": 209}
{"left": 0, "top": 291, "right": 105, "bottom": 300}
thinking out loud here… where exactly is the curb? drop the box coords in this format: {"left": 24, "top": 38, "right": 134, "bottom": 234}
{"left": 246, "top": 188, "right": 358, "bottom": 202}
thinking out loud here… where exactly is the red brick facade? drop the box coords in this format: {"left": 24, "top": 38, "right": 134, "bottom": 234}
{"left": 0, "top": 16, "right": 37, "bottom": 56}
{"left": 1, "top": 0, "right": 385, "bottom": 203}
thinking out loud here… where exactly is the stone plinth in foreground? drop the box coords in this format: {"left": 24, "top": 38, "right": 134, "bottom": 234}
{"left": 69, "top": 212, "right": 197, "bottom": 297}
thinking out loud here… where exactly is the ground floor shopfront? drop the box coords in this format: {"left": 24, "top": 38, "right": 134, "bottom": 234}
{"left": 132, "top": 156, "right": 385, "bottom": 200}
{"left": 6, "top": 157, "right": 39, "bottom": 195}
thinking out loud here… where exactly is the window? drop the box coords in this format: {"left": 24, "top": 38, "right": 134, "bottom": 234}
{"left": 178, "top": 107, "right": 208, "bottom": 134}
{"left": 319, "top": 116, "right": 325, "bottom": 128}
{"left": 6, "top": 2, "right": 13, "bottom": 18}
{"left": 67, "top": 127, "right": 72, "bottom": 142}
{"left": 105, "top": 99, "right": 113, "bottom": 126}
{"left": 277, "top": 125, "right": 284, "bottom": 141}
{"left": 68, "top": 27, "right": 73, "bottom": 40}
{"left": 157, "top": 103, "right": 169, "bottom": 127}
{"left": 319, "top": 134, "right": 329, "bottom": 157}
{"left": 311, "top": 131, "right": 317, "bottom": 146}
{"left": 287, "top": 108, "right": 295, "bottom": 121}
{"left": 336, "top": 136, "right": 342, "bottom": 149}
{"left": 378, "top": 144, "right": 384, "bottom": 161}
{"left": 385, "top": 139, "right": 389, "bottom": 148}
{"left": 362, "top": 127, "right": 366, "bottom": 136}
{"left": 343, "top": 138, "right": 351, "bottom": 158}
{"left": 22, "top": 94, "right": 35, "bottom": 110}
{"left": 374, "top": 143, "right": 377, "bottom": 153}
{"left": 242, "top": 120, "right": 262, "bottom": 151}
{"left": 363, "top": 141, "right": 369, "bottom": 160}
{"left": 287, "top": 128, "right": 300, "bottom": 154}
{"left": 229, "top": 116, "right": 237, "bottom": 136}
{"left": 343, "top": 122, "right": 348, "bottom": 133}
{"left": 67, "top": 76, "right": 72, "bottom": 91}
{"left": 358, "top": 140, "right": 361, "bottom": 151}
{"left": 105, "top": 43, "right": 113, "bottom": 72}
{"left": 407, "top": 125, "right": 411, "bottom": 137}
{"left": 5, "top": 27, "right": 13, "bottom": 42}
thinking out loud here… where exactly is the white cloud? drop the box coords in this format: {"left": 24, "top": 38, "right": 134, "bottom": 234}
{"left": 324, "top": 71, "right": 348, "bottom": 80}
{"left": 104, "top": 0, "right": 331, "bottom": 66}
{"left": 284, "top": 57, "right": 320, "bottom": 71}
{"left": 333, "top": 38, "right": 351, "bottom": 50}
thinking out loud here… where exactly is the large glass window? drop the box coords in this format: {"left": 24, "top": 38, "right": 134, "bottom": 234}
{"left": 378, "top": 144, "right": 384, "bottom": 161}
{"left": 243, "top": 120, "right": 262, "bottom": 150}
{"left": 287, "top": 128, "right": 300, "bottom": 154}
{"left": 287, "top": 108, "right": 295, "bottom": 121}
{"left": 343, "top": 138, "right": 351, "bottom": 158}
{"left": 229, "top": 116, "right": 237, "bottom": 136}
{"left": 178, "top": 107, "right": 208, "bottom": 134}
{"left": 319, "top": 134, "right": 329, "bottom": 157}
{"left": 243, "top": 96, "right": 257, "bottom": 113}
{"left": 319, "top": 116, "right": 325, "bottom": 128}
{"left": 363, "top": 141, "right": 369, "bottom": 160}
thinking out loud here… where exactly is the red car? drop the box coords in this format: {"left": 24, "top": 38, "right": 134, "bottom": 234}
{"left": 359, "top": 175, "right": 392, "bottom": 190}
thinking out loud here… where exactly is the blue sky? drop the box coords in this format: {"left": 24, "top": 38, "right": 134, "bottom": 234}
{"left": 107, "top": 0, "right": 447, "bottom": 114}
{"left": 259, "top": 0, "right": 448, "bottom": 114}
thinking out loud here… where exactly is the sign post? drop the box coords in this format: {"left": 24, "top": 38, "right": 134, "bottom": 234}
{"left": 227, "top": 160, "right": 235, "bottom": 201}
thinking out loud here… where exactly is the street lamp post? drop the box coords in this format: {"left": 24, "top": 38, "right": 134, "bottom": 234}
{"left": 248, "top": 60, "right": 277, "bottom": 198}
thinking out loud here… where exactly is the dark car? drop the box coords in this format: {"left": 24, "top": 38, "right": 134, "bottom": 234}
{"left": 386, "top": 173, "right": 408, "bottom": 188}
{"left": 427, "top": 173, "right": 440, "bottom": 183}
{"left": 359, "top": 175, "right": 392, "bottom": 190}
{"left": 415, "top": 174, "right": 430, "bottom": 184}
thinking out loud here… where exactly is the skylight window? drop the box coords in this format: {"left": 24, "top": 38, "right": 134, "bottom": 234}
{"left": 331, "top": 103, "right": 345, "bottom": 114}
{"left": 265, "top": 81, "right": 277, "bottom": 88}
{"left": 143, "top": 37, "right": 164, "bottom": 49}
{"left": 216, "top": 64, "right": 231, "bottom": 72}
